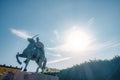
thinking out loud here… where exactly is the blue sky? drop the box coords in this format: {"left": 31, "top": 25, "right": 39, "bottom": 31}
{"left": 0, "top": 0, "right": 120, "bottom": 72}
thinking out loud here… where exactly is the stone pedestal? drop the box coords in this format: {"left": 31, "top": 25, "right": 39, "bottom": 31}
{"left": 2, "top": 72, "right": 59, "bottom": 80}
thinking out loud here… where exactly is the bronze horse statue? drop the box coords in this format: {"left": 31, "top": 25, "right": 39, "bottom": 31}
{"left": 16, "top": 37, "right": 47, "bottom": 73}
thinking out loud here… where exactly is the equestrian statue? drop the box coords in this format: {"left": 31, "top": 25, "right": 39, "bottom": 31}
{"left": 16, "top": 35, "right": 47, "bottom": 73}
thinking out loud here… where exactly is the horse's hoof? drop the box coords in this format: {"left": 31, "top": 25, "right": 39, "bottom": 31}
{"left": 23, "top": 69, "right": 27, "bottom": 71}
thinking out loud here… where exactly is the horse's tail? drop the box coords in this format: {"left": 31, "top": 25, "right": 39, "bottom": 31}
{"left": 16, "top": 52, "right": 22, "bottom": 65}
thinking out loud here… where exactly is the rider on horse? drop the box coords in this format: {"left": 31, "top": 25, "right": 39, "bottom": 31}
{"left": 16, "top": 35, "right": 47, "bottom": 72}
{"left": 35, "top": 37, "right": 45, "bottom": 62}
{"left": 24, "top": 37, "right": 45, "bottom": 63}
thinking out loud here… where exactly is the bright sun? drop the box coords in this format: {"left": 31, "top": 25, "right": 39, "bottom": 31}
{"left": 63, "top": 27, "right": 92, "bottom": 52}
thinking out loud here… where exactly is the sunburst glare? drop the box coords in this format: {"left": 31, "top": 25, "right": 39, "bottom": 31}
{"left": 62, "top": 27, "right": 93, "bottom": 53}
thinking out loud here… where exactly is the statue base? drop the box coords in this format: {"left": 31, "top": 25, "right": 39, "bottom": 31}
{"left": 2, "top": 72, "right": 59, "bottom": 80}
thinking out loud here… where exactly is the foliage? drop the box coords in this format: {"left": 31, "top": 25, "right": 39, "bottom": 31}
{"left": 0, "top": 73, "right": 3, "bottom": 80}
{"left": 49, "top": 55, "right": 120, "bottom": 80}
{"left": 44, "top": 71, "right": 59, "bottom": 76}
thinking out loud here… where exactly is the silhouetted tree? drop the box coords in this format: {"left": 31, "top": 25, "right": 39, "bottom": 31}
{"left": 45, "top": 55, "right": 120, "bottom": 80}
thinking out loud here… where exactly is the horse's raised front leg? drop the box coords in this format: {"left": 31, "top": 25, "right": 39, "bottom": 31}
{"left": 16, "top": 52, "right": 22, "bottom": 65}
{"left": 23, "top": 58, "right": 30, "bottom": 71}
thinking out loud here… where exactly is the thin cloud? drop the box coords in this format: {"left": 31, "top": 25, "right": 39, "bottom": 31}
{"left": 95, "top": 41, "right": 120, "bottom": 50}
{"left": 50, "top": 30, "right": 61, "bottom": 43}
{"left": 54, "top": 30, "right": 60, "bottom": 40}
{"left": 87, "top": 17, "right": 95, "bottom": 26}
{"left": 47, "top": 57, "right": 71, "bottom": 64}
{"left": 10, "top": 28, "right": 32, "bottom": 39}
{"left": 52, "top": 54, "right": 62, "bottom": 57}
{"left": 46, "top": 51, "right": 62, "bottom": 57}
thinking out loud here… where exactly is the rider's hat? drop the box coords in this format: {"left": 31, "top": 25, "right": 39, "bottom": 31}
{"left": 36, "top": 37, "right": 39, "bottom": 41}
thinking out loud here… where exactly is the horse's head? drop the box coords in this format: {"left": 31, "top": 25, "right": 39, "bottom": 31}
{"left": 27, "top": 38, "right": 35, "bottom": 43}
